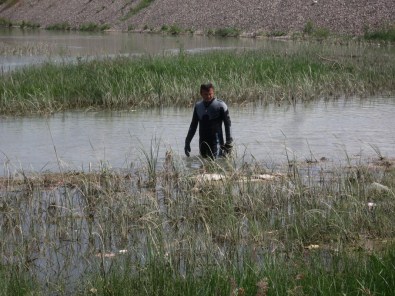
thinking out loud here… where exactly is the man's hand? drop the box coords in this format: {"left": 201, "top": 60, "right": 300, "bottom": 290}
{"left": 184, "top": 143, "right": 191, "bottom": 157}
{"left": 222, "top": 142, "right": 233, "bottom": 155}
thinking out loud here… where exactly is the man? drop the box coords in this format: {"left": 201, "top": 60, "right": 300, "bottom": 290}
{"left": 184, "top": 83, "right": 233, "bottom": 159}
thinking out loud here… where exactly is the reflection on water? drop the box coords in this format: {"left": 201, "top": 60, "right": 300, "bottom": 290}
{"left": 0, "top": 29, "right": 276, "bottom": 72}
{"left": 1, "top": 97, "right": 394, "bottom": 175}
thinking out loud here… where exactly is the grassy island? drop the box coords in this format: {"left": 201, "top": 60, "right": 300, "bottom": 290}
{"left": 1, "top": 41, "right": 394, "bottom": 115}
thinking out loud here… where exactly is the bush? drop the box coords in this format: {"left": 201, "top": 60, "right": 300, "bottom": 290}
{"left": 45, "top": 22, "right": 71, "bottom": 31}
{"left": 168, "top": 25, "right": 182, "bottom": 35}
{"left": 19, "top": 20, "right": 40, "bottom": 29}
{"left": 268, "top": 31, "right": 287, "bottom": 37}
{"left": 214, "top": 27, "right": 240, "bottom": 37}
{"left": 78, "top": 23, "right": 110, "bottom": 32}
{"left": 0, "top": 17, "right": 12, "bottom": 27}
{"left": 364, "top": 24, "right": 395, "bottom": 42}
{"left": 303, "top": 21, "right": 330, "bottom": 40}
{"left": 303, "top": 21, "right": 314, "bottom": 35}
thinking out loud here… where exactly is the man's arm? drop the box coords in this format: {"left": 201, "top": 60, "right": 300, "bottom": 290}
{"left": 222, "top": 108, "right": 232, "bottom": 144}
{"left": 185, "top": 107, "right": 198, "bottom": 156}
{"left": 186, "top": 107, "right": 198, "bottom": 144}
{"left": 221, "top": 106, "right": 233, "bottom": 155}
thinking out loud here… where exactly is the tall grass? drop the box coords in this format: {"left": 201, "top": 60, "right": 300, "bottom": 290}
{"left": 0, "top": 264, "right": 38, "bottom": 296}
{"left": 0, "top": 151, "right": 394, "bottom": 294}
{"left": 1, "top": 43, "right": 394, "bottom": 115}
{"left": 364, "top": 24, "right": 395, "bottom": 42}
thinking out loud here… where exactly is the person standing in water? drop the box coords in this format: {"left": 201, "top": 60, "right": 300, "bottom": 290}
{"left": 184, "top": 83, "right": 233, "bottom": 159}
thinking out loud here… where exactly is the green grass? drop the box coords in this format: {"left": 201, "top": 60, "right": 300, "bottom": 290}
{"left": 0, "top": 0, "right": 19, "bottom": 9}
{"left": 123, "top": 0, "right": 155, "bottom": 20}
{"left": 0, "top": 42, "right": 394, "bottom": 115}
{"left": 45, "top": 22, "right": 72, "bottom": 31}
{"left": 303, "top": 21, "right": 330, "bottom": 40}
{"left": 1, "top": 155, "right": 394, "bottom": 295}
{"left": 19, "top": 20, "right": 40, "bottom": 29}
{"left": 214, "top": 27, "right": 240, "bottom": 37}
{"left": 0, "top": 264, "right": 38, "bottom": 296}
{"left": 364, "top": 24, "right": 395, "bottom": 42}
{"left": 161, "top": 24, "right": 182, "bottom": 35}
{"left": 78, "top": 22, "right": 110, "bottom": 31}
{"left": 76, "top": 246, "right": 395, "bottom": 295}
{"left": 0, "top": 17, "right": 12, "bottom": 27}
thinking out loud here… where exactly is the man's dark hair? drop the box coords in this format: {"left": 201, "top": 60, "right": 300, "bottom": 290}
{"left": 200, "top": 83, "right": 214, "bottom": 92}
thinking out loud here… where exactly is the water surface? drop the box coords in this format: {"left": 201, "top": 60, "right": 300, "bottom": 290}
{"left": 0, "top": 29, "right": 279, "bottom": 72}
{"left": 1, "top": 97, "right": 394, "bottom": 175}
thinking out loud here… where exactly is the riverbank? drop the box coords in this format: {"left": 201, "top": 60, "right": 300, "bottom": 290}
{"left": 1, "top": 41, "right": 394, "bottom": 115}
{"left": 0, "top": 0, "right": 394, "bottom": 37}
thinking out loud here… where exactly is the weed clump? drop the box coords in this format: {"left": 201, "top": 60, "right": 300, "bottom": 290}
{"left": 303, "top": 21, "right": 330, "bottom": 40}
{"left": 364, "top": 24, "right": 395, "bottom": 42}
{"left": 214, "top": 27, "right": 240, "bottom": 37}
{"left": 45, "top": 22, "right": 72, "bottom": 31}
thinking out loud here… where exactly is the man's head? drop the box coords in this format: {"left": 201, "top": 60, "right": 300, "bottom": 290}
{"left": 200, "top": 83, "right": 215, "bottom": 102}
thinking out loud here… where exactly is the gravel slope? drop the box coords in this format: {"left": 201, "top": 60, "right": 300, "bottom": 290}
{"left": 0, "top": 0, "right": 394, "bottom": 35}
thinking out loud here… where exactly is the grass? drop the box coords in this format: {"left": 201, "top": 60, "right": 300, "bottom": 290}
{"left": 364, "top": 24, "right": 395, "bottom": 42}
{"left": 0, "top": 17, "right": 12, "bottom": 27}
{"left": 45, "top": 22, "right": 110, "bottom": 31}
{"left": 0, "top": 264, "right": 38, "bottom": 296}
{"left": 45, "top": 22, "right": 72, "bottom": 31}
{"left": 161, "top": 24, "right": 183, "bottom": 35}
{"left": 0, "top": 0, "right": 19, "bottom": 10}
{"left": 0, "top": 42, "right": 394, "bottom": 115}
{"left": 212, "top": 27, "right": 240, "bottom": 37}
{"left": 19, "top": 20, "right": 40, "bottom": 29}
{"left": 303, "top": 21, "right": 330, "bottom": 40}
{"left": 78, "top": 22, "right": 110, "bottom": 32}
{"left": 123, "top": 0, "right": 155, "bottom": 20}
{"left": 0, "top": 152, "right": 394, "bottom": 294}
{"left": 78, "top": 246, "right": 395, "bottom": 295}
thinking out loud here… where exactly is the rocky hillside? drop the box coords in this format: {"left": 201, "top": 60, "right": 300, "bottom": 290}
{"left": 1, "top": 0, "right": 394, "bottom": 35}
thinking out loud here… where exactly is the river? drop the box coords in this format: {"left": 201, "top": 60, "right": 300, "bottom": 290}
{"left": 1, "top": 30, "right": 395, "bottom": 293}
{"left": 0, "top": 30, "right": 394, "bottom": 175}
{"left": 0, "top": 29, "right": 282, "bottom": 72}
{"left": 1, "top": 97, "right": 394, "bottom": 175}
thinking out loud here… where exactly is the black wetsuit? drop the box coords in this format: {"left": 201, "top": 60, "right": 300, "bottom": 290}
{"left": 185, "top": 98, "right": 232, "bottom": 158}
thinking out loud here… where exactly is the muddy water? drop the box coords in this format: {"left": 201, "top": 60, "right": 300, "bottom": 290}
{"left": 1, "top": 97, "right": 394, "bottom": 175}
{"left": 1, "top": 97, "right": 394, "bottom": 293}
{"left": 0, "top": 29, "right": 279, "bottom": 72}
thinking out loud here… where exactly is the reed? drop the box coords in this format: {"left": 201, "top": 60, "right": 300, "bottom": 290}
{"left": 0, "top": 42, "right": 394, "bottom": 115}
{"left": 0, "top": 151, "right": 394, "bottom": 294}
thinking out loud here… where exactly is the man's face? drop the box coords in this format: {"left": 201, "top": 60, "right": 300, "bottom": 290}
{"left": 200, "top": 88, "right": 214, "bottom": 102}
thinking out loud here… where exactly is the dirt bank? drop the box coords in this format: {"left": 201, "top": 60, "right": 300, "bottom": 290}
{"left": 0, "top": 0, "right": 394, "bottom": 35}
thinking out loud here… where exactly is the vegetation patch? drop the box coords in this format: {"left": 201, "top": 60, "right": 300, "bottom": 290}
{"left": 364, "top": 24, "right": 395, "bottom": 42}
{"left": 123, "top": 0, "right": 155, "bottom": 20}
{"left": 0, "top": 17, "right": 12, "bottom": 27}
{"left": 0, "top": 0, "right": 19, "bottom": 10}
{"left": 213, "top": 27, "right": 240, "bottom": 37}
{"left": 19, "top": 20, "right": 40, "bottom": 29}
{"left": 303, "top": 21, "right": 330, "bottom": 40}
{"left": 161, "top": 24, "right": 182, "bottom": 35}
{"left": 78, "top": 22, "right": 110, "bottom": 31}
{"left": 0, "top": 153, "right": 394, "bottom": 294}
{"left": 0, "top": 41, "right": 394, "bottom": 115}
{"left": 45, "top": 22, "right": 72, "bottom": 31}
{"left": 267, "top": 30, "right": 287, "bottom": 37}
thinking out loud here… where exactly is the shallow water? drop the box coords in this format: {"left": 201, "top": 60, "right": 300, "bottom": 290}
{"left": 0, "top": 29, "right": 286, "bottom": 72}
{"left": 1, "top": 97, "right": 394, "bottom": 175}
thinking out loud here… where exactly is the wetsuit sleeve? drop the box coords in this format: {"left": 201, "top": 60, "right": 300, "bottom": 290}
{"left": 222, "top": 108, "right": 233, "bottom": 143}
{"left": 185, "top": 107, "right": 198, "bottom": 144}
